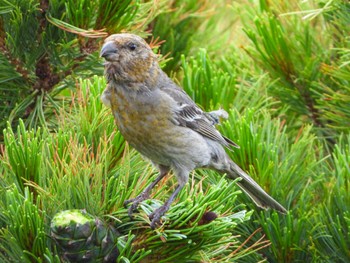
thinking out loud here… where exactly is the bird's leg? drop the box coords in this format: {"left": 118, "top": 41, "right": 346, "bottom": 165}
{"left": 124, "top": 165, "right": 169, "bottom": 218}
{"left": 149, "top": 184, "right": 184, "bottom": 229}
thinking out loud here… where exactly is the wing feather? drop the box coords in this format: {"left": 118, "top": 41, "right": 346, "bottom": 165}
{"left": 160, "top": 83, "right": 239, "bottom": 149}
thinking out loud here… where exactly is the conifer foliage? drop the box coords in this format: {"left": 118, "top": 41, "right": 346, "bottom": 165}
{"left": 0, "top": 0, "right": 349, "bottom": 262}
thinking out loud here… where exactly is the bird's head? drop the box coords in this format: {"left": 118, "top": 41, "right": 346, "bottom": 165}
{"left": 100, "top": 33, "right": 158, "bottom": 84}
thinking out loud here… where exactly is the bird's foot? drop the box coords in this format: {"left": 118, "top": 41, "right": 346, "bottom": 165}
{"left": 149, "top": 204, "right": 170, "bottom": 229}
{"left": 124, "top": 192, "right": 150, "bottom": 219}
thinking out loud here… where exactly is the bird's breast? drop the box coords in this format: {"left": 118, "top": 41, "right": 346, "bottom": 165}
{"left": 109, "top": 85, "right": 169, "bottom": 141}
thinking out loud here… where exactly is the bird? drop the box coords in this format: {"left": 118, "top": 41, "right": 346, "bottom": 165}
{"left": 100, "top": 33, "right": 287, "bottom": 229}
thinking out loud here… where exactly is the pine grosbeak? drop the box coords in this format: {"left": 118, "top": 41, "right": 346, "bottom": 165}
{"left": 100, "top": 33, "right": 287, "bottom": 229}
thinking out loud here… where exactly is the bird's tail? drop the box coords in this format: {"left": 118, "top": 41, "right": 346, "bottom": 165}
{"left": 225, "top": 161, "right": 287, "bottom": 214}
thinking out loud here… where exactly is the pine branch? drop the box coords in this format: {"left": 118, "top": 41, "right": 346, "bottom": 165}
{"left": 0, "top": 19, "right": 30, "bottom": 84}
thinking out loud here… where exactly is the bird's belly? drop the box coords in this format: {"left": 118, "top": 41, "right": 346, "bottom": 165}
{"left": 114, "top": 110, "right": 211, "bottom": 167}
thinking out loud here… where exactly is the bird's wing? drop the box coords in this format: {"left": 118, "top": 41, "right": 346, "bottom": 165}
{"left": 160, "top": 84, "right": 239, "bottom": 149}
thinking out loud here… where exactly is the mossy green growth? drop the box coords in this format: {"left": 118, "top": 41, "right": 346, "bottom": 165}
{"left": 51, "top": 209, "right": 94, "bottom": 230}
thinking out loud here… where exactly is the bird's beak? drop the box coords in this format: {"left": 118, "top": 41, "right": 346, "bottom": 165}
{"left": 100, "top": 41, "right": 118, "bottom": 60}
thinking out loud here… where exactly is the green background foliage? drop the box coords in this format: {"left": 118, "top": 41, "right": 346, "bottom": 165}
{"left": 0, "top": 0, "right": 349, "bottom": 262}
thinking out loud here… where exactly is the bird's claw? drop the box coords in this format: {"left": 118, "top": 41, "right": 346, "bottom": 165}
{"left": 124, "top": 192, "right": 150, "bottom": 219}
{"left": 149, "top": 212, "right": 162, "bottom": 229}
{"left": 126, "top": 203, "right": 138, "bottom": 219}
{"left": 149, "top": 205, "right": 169, "bottom": 229}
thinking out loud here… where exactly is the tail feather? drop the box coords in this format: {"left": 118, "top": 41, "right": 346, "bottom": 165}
{"left": 227, "top": 162, "right": 287, "bottom": 214}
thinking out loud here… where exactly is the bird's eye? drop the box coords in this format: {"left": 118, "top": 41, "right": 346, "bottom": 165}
{"left": 127, "top": 42, "right": 137, "bottom": 51}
